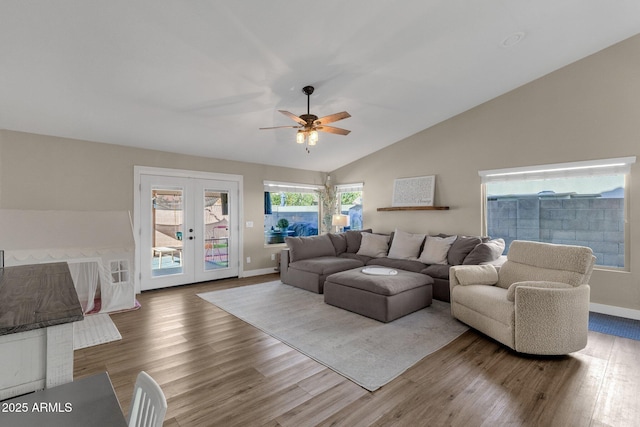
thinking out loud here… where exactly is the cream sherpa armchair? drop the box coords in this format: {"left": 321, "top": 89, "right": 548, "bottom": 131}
{"left": 449, "top": 240, "right": 595, "bottom": 355}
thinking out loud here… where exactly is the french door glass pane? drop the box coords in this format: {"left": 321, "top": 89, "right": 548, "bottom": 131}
{"left": 204, "top": 190, "right": 229, "bottom": 271}
{"left": 151, "top": 188, "right": 184, "bottom": 277}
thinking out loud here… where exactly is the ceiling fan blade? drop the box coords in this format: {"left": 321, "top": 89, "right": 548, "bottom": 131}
{"left": 315, "top": 111, "right": 351, "bottom": 125}
{"left": 316, "top": 125, "right": 351, "bottom": 135}
{"left": 259, "top": 125, "right": 300, "bottom": 130}
{"left": 278, "top": 110, "right": 307, "bottom": 126}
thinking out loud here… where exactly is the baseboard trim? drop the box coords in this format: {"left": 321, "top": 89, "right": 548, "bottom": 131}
{"left": 590, "top": 303, "right": 640, "bottom": 321}
{"left": 242, "top": 267, "right": 279, "bottom": 278}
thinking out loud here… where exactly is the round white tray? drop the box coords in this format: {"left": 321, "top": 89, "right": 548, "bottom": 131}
{"left": 361, "top": 267, "right": 398, "bottom": 276}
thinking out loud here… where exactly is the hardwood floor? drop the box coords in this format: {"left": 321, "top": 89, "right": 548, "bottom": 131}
{"left": 74, "top": 274, "right": 640, "bottom": 426}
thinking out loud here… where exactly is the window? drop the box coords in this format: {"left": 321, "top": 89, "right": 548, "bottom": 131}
{"left": 336, "top": 183, "right": 364, "bottom": 231}
{"left": 110, "top": 260, "right": 130, "bottom": 284}
{"left": 480, "top": 157, "right": 636, "bottom": 268}
{"left": 264, "top": 181, "right": 321, "bottom": 244}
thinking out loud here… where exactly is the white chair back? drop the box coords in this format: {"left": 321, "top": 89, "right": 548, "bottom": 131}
{"left": 496, "top": 240, "right": 595, "bottom": 289}
{"left": 128, "top": 371, "right": 167, "bottom": 427}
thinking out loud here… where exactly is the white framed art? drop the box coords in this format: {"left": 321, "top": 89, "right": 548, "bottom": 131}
{"left": 392, "top": 175, "right": 435, "bottom": 207}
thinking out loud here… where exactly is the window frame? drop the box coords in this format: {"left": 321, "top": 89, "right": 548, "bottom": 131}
{"left": 479, "top": 157, "right": 636, "bottom": 270}
{"left": 263, "top": 181, "right": 322, "bottom": 246}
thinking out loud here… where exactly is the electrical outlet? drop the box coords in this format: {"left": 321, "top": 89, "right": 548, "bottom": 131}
{"left": 246, "top": 256, "right": 251, "bottom": 263}
{"left": 246, "top": 221, "right": 254, "bottom": 228}
{"left": 271, "top": 253, "right": 276, "bottom": 260}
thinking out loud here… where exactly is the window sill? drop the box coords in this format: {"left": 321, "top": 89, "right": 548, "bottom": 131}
{"left": 264, "top": 243, "right": 287, "bottom": 249}
{"left": 593, "top": 266, "right": 630, "bottom": 274}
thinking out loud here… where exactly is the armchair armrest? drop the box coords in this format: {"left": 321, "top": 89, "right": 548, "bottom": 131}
{"left": 513, "top": 284, "right": 590, "bottom": 355}
{"left": 450, "top": 264, "right": 498, "bottom": 286}
{"left": 506, "top": 280, "right": 572, "bottom": 302}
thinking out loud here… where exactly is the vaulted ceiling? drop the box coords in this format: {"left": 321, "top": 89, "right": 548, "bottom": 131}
{"left": 1, "top": 1, "right": 639, "bottom": 172}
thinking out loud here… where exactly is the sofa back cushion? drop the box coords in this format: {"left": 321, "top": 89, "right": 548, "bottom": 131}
{"left": 496, "top": 240, "right": 595, "bottom": 289}
{"left": 345, "top": 229, "right": 372, "bottom": 253}
{"left": 328, "top": 233, "right": 348, "bottom": 255}
{"left": 286, "top": 234, "right": 336, "bottom": 262}
{"left": 462, "top": 238, "right": 505, "bottom": 265}
{"left": 448, "top": 236, "right": 483, "bottom": 265}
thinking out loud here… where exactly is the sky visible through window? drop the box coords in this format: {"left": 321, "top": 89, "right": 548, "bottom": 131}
{"left": 487, "top": 175, "right": 624, "bottom": 197}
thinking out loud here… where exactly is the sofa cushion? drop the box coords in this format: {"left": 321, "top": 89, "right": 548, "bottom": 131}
{"left": 328, "top": 232, "right": 348, "bottom": 255}
{"left": 421, "top": 264, "right": 450, "bottom": 279}
{"left": 387, "top": 228, "right": 426, "bottom": 260}
{"left": 367, "top": 257, "right": 427, "bottom": 273}
{"left": 462, "top": 238, "right": 505, "bottom": 265}
{"left": 289, "top": 256, "right": 363, "bottom": 275}
{"left": 326, "top": 268, "right": 433, "bottom": 296}
{"left": 453, "top": 264, "right": 498, "bottom": 285}
{"left": 286, "top": 234, "right": 336, "bottom": 262}
{"left": 345, "top": 229, "right": 373, "bottom": 253}
{"left": 418, "top": 235, "right": 457, "bottom": 264}
{"left": 451, "top": 284, "right": 514, "bottom": 326}
{"left": 448, "top": 236, "right": 483, "bottom": 265}
{"left": 339, "top": 252, "right": 374, "bottom": 264}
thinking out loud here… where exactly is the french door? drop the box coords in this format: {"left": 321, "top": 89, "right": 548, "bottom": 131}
{"left": 138, "top": 172, "right": 240, "bottom": 291}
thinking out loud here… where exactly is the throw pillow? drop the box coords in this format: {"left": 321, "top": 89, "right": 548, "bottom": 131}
{"left": 462, "top": 238, "right": 506, "bottom": 265}
{"left": 418, "top": 235, "right": 457, "bottom": 265}
{"left": 356, "top": 232, "right": 390, "bottom": 258}
{"left": 387, "top": 228, "right": 426, "bottom": 260}
{"left": 448, "top": 236, "right": 483, "bottom": 265}
{"left": 345, "top": 229, "right": 373, "bottom": 253}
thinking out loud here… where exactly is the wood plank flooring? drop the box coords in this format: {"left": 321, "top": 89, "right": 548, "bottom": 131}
{"left": 74, "top": 274, "right": 640, "bottom": 426}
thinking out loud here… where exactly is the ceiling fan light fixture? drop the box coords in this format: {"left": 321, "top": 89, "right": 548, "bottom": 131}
{"left": 296, "top": 130, "right": 306, "bottom": 144}
{"left": 308, "top": 130, "right": 318, "bottom": 145}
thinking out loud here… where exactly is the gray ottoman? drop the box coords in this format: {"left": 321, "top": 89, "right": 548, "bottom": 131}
{"left": 324, "top": 268, "right": 433, "bottom": 322}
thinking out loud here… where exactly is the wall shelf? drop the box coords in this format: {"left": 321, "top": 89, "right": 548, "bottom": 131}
{"left": 377, "top": 206, "right": 449, "bottom": 211}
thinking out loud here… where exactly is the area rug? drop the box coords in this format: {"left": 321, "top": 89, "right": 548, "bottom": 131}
{"left": 73, "top": 313, "right": 122, "bottom": 350}
{"left": 589, "top": 312, "right": 640, "bottom": 341}
{"left": 198, "top": 281, "right": 468, "bottom": 391}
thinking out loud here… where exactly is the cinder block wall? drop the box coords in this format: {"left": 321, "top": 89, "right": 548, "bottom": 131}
{"left": 488, "top": 196, "right": 624, "bottom": 267}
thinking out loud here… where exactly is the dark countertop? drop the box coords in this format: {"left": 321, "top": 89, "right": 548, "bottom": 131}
{"left": 0, "top": 262, "right": 84, "bottom": 336}
{"left": 0, "top": 371, "right": 127, "bottom": 426}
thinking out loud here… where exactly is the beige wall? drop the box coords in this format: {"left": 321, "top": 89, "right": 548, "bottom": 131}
{"left": 332, "top": 34, "right": 640, "bottom": 313}
{"left": 0, "top": 130, "right": 325, "bottom": 272}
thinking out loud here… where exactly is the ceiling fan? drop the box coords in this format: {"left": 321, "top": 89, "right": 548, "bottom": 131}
{"left": 260, "top": 85, "right": 351, "bottom": 152}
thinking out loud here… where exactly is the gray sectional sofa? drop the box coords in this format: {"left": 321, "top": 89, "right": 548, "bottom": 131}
{"left": 280, "top": 229, "right": 506, "bottom": 302}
